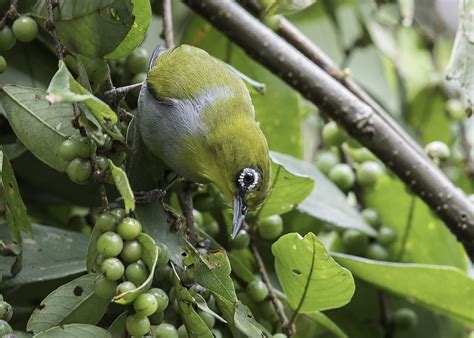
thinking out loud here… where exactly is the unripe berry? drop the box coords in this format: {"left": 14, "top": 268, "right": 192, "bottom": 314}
{"left": 314, "top": 151, "right": 339, "bottom": 175}
{"left": 126, "top": 48, "right": 148, "bottom": 74}
{"left": 148, "top": 288, "right": 169, "bottom": 312}
{"left": 425, "top": 141, "right": 450, "bottom": 161}
{"left": 0, "top": 320, "right": 12, "bottom": 336}
{"left": 12, "top": 16, "right": 38, "bottom": 42}
{"left": 117, "top": 217, "right": 142, "bottom": 240}
{"left": 0, "top": 301, "right": 12, "bottom": 321}
{"left": 329, "top": 164, "right": 355, "bottom": 191}
{"left": 361, "top": 208, "right": 381, "bottom": 229}
{"left": 198, "top": 311, "right": 215, "bottom": 329}
{"left": 365, "top": 243, "right": 389, "bottom": 261}
{"left": 154, "top": 323, "right": 178, "bottom": 338}
{"left": 322, "top": 121, "right": 347, "bottom": 146}
{"left": 193, "top": 193, "right": 215, "bottom": 211}
{"left": 126, "top": 314, "right": 150, "bottom": 336}
{"left": 356, "top": 161, "right": 383, "bottom": 187}
{"left": 0, "top": 26, "right": 16, "bottom": 51}
{"left": 126, "top": 260, "right": 148, "bottom": 286}
{"left": 96, "top": 231, "right": 123, "bottom": 258}
{"left": 393, "top": 308, "right": 418, "bottom": 329}
{"left": 230, "top": 230, "right": 250, "bottom": 249}
{"left": 378, "top": 226, "right": 397, "bottom": 246}
{"left": 134, "top": 293, "right": 158, "bottom": 316}
{"left": 121, "top": 240, "right": 143, "bottom": 263}
{"left": 116, "top": 281, "right": 136, "bottom": 295}
{"left": 246, "top": 280, "right": 268, "bottom": 302}
{"left": 342, "top": 229, "right": 369, "bottom": 255}
{"left": 257, "top": 215, "right": 283, "bottom": 240}
{"left": 67, "top": 158, "right": 92, "bottom": 184}
{"left": 95, "top": 212, "right": 117, "bottom": 232}
{"left": 101, "top": 257, "right": 124, "bottom": 281}
{"left": 94, "top": 274, "right": 117, "bottom": 299}
{"left": 0, "top": 56, "right": 6, "bottom": 74}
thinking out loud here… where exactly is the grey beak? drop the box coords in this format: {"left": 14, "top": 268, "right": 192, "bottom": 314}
{"left": 232, "top": 194, "right": 247, "bottom": 238}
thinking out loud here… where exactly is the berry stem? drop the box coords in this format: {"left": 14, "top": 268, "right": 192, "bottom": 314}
{"left": 249, "top": 228, "right": 294, "bottom": 337}
{"left": 0, "top": 0, "right": 19, "bottom": 30}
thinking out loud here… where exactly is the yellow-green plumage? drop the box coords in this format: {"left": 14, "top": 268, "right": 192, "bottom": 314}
{"left": 138, "top": 45, "right": 270, "bottom": 232}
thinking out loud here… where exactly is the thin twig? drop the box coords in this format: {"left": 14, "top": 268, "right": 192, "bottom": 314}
{"left": 460, "top": 122, "right": 474, "bottom": 179}
{"left": 378, "top": 291, "right": 393, "bottom": 338}
{"left": 0, "top": 0, "right": 19, "bottom": 29}
{"left": 178, "top": 182, "right": 196, "bottom": 244}
{"left": 45, "top": 0, "right": 66, "bottom": 59}
{"left": 161, "top": 0, "right": 175, "bottom": 48}
{"left": 396, "top": 195, "right": 416, "bottom": 261}
{"left": 249, "top": 229, "right": 294, "bottom": 337}
{"left": 183, "top": 0, "right": 474, "bottom": 257}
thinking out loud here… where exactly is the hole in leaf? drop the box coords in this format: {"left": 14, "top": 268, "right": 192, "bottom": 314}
{"left": 292, "top": 269, "right": 302, "bottom": 275}
{"left": 247, "top": 314, "right": 253, "bottom": 319}
{"left": 38, "top": 304, "right": 45, "bottom": 310}
{"left": 182, "top": 252, "right": 187, "bottom": 257}
{"left": 73, "top": 286, "right": 83, "bottom": 296}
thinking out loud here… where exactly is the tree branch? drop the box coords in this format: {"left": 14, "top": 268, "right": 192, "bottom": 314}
{"left": 161, "top": 0, "right": 175, "bottom": 49}
{"left": 183, "top": 0, "right": 474, "bottom": 256}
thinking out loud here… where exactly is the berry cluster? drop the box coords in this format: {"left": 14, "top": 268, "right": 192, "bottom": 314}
{"left": 0, "top": 15, "right": 38, "bottom": 74}
{"left": 0, "top": 296, "right": 13, "bottom": 336}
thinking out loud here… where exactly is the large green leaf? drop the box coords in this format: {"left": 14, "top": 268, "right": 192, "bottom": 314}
{"left": 32, "top": 0, "right": 134, "bottom": 59}
{"left": 0, "top": 149, "right": 32, "bottom": 243}
{"left": 27, "top": 274, "right": 109, "bottom": 334}
{"left": 271, "top": 152, "right": 376, "bottom": 235}
{"left": 34, "top": 324, "right": 111, "bottom": 338}
{"left": 181, "top": 18, "right": 303, "bottom": 157}
{"left": 264, "top": 0, "right": 318, "bottom": 15}
{"left": 0, "top": 86, "right": 78, "bottom": 172}
{"left": 333, "top": 254, "right": 474, "bottom": 325}
{"left": 257, "top": 154, "right": 314, "bottom": 218}
{"left": 0, "top": 224, "right": 87, "bottom": 287}
{"left": 363, "top": 175, "right": 468, "bottom": 270}
{"left": 104, "top": 0, "right": 152, "bottom": 60}
{"left": 273, "top": 232, "right": 355, "bottom": 313}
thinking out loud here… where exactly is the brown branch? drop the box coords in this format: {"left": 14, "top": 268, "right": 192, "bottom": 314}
{"left": 183, "top": 0, "right": 474, "bottom": 257}
{"left": 161, "top": 0, "right": 175, "bottom": 49}
{"left": 249, "top": 229, "right": 294, "bottom": 337}
{"left": 460, "top": 122, "right": 474, "bottom": 179}
{"left": 178, "top": 182, "right": 196, "bottom": 244}
{"left": 45, "top": 0, "right": 66, "bottom": 59}
{"left": 0, "top": 0, "right": 19, "bottom": 29}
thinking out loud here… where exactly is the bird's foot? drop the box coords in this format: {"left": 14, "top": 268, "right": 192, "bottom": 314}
{"left": 134, "top": 188, "right": 165, "bottom": 204}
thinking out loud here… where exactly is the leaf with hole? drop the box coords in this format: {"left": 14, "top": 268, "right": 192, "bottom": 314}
{"left": 27, "top": 274, "right": 109, "bottom": 334}
{"left": 34, "top": 324, "right": 111, "bottom": 338}
{"left": 272, "top": 232, "right": 355, "bottom": 313}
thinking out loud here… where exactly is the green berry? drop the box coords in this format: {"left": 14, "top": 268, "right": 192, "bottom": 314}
{"left": 329, "top": 164, "right": 355, "bottom": 191}
{"left": 273, "top": 334, "right": 286, "bottom": 338}
{"left": 121, "top": 240, "right": 143, "bottom": 263}
{"left": 111, "top": 208, "right": 125, "bottom": 221}
{"left": 257, "top": 215, "right": 283, "bottom": 240}
{"left": 126, "top": 260, "right": 148, "bottom": 286}
{"left": 134, "top": 293, "right": 158, "bottom": 317}
{"left": 193, "top": 193, "right": 215, "bottom": 212}
{"left": 95, "top": 155, "right": 109, "bottom": 171}
{"left": 0, "top": 26, "right": 16, "bottom": 51}
{"left": 198, "top": 311, "right": 215, "bottom": 329}
{"left": 67, "top": 158, "right": 92, "bottom": 184}
{"left": 351, "top": 147, "right": 377, "bottom": 163}
{"left": 0, "top": 320, "right": 12, "bottom": 336}
{"left": 365, "top": 243, "right": 389, "bottom": 261}
{"left": 322, "top": 121, "right": 347, "bottom": 146}
{"left": 212, "top": 329, "right": 223, "bottom": 338}
{"left": 342, "top": 229, "right": 369, "bottom": 255}
{"left": 361, "top": 208, "right": 381, "bottom": 229}
{"left": 97, "top": 231, "right": 123, "bottom": 258}
{"left": 393, "top": 308, "right": 418, "bottom": 329}
{"left": 202, "top": 219, "right": 219, "bottom": 237}
{"left": 60, "top": 138, "right": 81, "bottom": 160}
{"left": 446, "top": 99, "right": 465, "bottom": 121}
{"left": 117, "top": 217, "right": 142, "bottom": 240}
{"left": 154, "top": 323, "right": 178, "bottom": 338}
{"left": 356, "top": 161, "right": 383, "bottom": 187}
{"left": 12, "top": 16, "right": 38, "bottom": 42}
{"left": 260, "top": 300, "right": 278, "bottom": 321}
{"left": 95, "top": 212, "right": 117, "bottom": 232}
{"left": 148, "top": 288, "right": 169, "bottom": 312}
{"left": 126, "top": 313, "right": 150, "bottom": 336}
{"left": 116, "top": 281, "right": 136, "bottom": 294}
{"left": 193, "top": 209, "right": 204, "bottom": 227}
{"left": 154, "top": 264, "right": 172, "bottom": 284}
{"left": 230, "top": 230, "right": 250, "bottom": 249}
{"left": 149, "top": 310, "right": 164, "bottom": 325}
{"left": 177, "top": 324, "right": 188, "bottom": 338}
{"left": 157, "top": 243, "right": 170, "bottom": 267}
{"left": 101, "top": 257, "right": 124, "bottom": 281}
{"left": 94, "top": 274, "right": 117, "bottom": 299}
{"left": 77, "top": 137, "right": 97, "bottom": 158}
{"left": 0, "top": 56, "right": 5, "bottom": 74}
{"left": 246, "top": 280, "right": 269, "bottom": 302}
{"left": 126, "top": 48, "right": 148, "bottom": 74}
{"left": 314, "top": 151, "right": 339, "bottom": 175}
{"left": 0, "top": 301, "right": 12, "bottom": 321}
{"left": 378, "top": 226, "right": 397, "bottom": 246}
{"left": 98, "top": 134, "right": 113, "bottom": 152}
{"left": 425, "top": 141, "right": 450, "bottom": 161}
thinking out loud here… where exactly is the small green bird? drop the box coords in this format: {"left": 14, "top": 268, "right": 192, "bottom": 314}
{"left": 137, "top": 45, "right": 271, "bottom": 237}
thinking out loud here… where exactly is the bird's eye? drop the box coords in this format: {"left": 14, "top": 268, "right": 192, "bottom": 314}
{"left": 237, "top": 168, "right": 261, "bottom": 191}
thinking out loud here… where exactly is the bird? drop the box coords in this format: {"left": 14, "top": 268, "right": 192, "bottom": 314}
{"left": 137, "top": 44, "right": 271, "bottom": 237}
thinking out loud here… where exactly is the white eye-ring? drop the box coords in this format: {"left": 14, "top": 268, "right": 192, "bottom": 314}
{"left": 237, "top": 168, "right": 260, "bottom": 191}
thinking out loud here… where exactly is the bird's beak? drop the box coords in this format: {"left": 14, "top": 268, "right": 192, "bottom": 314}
{"left": 232, "top": 194, "right": 247, "bottom": 238}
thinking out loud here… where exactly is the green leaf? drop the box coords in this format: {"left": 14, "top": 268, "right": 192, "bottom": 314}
{"left": 0, "top": 149, "right": 32, "bottom": 243}
{"left": 86, "top": 222, "right": 103, "bottom": 274}
{"left": 265, "top": 0, "right": 317, "bottom": 16}
{"left": 27, "top": 274, "right": 110, "bottom": 334}
{"left": 46, "top": 61, "right": 124, "bottom": 142}
{"left": 113, "top": 233, "right": 158, "bottom": 304}
{"left": 271, "top": 152, "right": 376, "bottom": 236}
{"left": 34, "top": 324, "right": 111, "bottom": 338}
{"left": 108, "top": 160, "right": 135, "bottom": 213}
{"left": 172, "top": 270, "right": 213, "bottom": 338}
{"left": 0, "top": 224, "right": 87, "bottom": 287}
{"left": 228, "top": 249, "right": 256, "bottom": 284}
{"left": 272, "top": 232, "right": 355, "bottom": 313}
{"left": 0, "top": 85, "right": 78, "bottom": 172}
{"left": 32, "top": 0, "right": 135, "bottom": 59}
{"left": 300, "top": 312, "right": 347, "bottom": 338}
{"left": 107, "top": 312, "right": 127, "bottom": 337}
{"left": 233, "top": 301, "right": 269, "bottom": 337}
{"left": 104, "top": 0, "right": 152, "bottom": 60}
{"left": 363, "top": 175, "right": 468, "bottom": 270}
{"left": 333, "top": 253, "right": 474, "bottom": 325}
{"left": 181, "top": 18, "right": 303, "bottom": 157}
{"left": 446, "top": 0, "right": 474, "bottom": 112}
{"left": 256, "top": 154, "right": 314, "bottom": 218}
